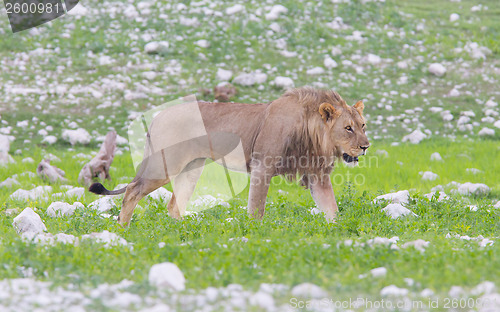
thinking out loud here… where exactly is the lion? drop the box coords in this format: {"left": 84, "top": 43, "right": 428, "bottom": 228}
{"left": 89, "top": 87, "right": 370, "bottom": 226}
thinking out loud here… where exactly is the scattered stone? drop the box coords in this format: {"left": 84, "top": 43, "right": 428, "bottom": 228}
{"left": 225, "top": 4, "right": 245, "bottom": 15}
{"left": 457, "top": 182, "right": 490, "bottom": 196}
{"left": 149, "top": 262, "right": 186, "bottom": 291}
{"left": 46, "top": 201, "right": 84, "bottom": 217}
{"left": 449, "top": 13, "right": 460, "bottom": 22}
{"left": 402, "top": 129, "right": 427, "bottom": 144}
{"left": 421, "top": 171, "right": 438, "bottom": 181}
{"left": 374, "top": 190, "right": 410, "bottom": 204}
{"left": 323, "top": 56, "right": 338, "bottom": 69}
{"left": 191, "top": 195, "right": 229, "bottom": 209}
{"left": 144, "top": 41, "right": 169, "bottom": 54}
{"left": 310, "top": 207, "right": 321, "bottom": 215}
{"left": 306, "top": 67, "right": 325, "bottom": 75}
{"left": 273, "top": 76, "right": 294, "bottom": 89}
{"left": 62, "top": 128, "right": 91, "bottom": 145}
{"left": 424, "top": 191, "right": 448, "bottom": 202}
{"left": 265, "top": 5, "right": 288, "bottom": 20}
{"left": 37, "top": 159, "right": 67, "bottom": 183}
{"left": 381, "top": 203, "right": 418, "bottom": 219}
{"left": 291, "top": 283, "right": 328, "bottom": 299}
{"left": 428, "top": 63, "right": 446, "bottom": 77}
{"left": 0, "top": 177, "right": 20, "bottom": 188}
{"left": 88, "top": 197, "right": 116, "bottom": 213}
{"left": 232, "top": 72, "right": 267, "bottom": 86}
{"left": 12, "top": 208, "right": 47, "bottom": 234}
{"left": 380, "top": 285, "right": 409, "bottom": 296}
{"left": 402, "top": 239, "right": 429, "bottom": 252}
{"left": 370, "top": 267, "right": 387, "bottom": 277}
{"left": 430, "top": 152, "right": 443, "bottom": 161}
{"left": 10, "top": 186, "right": 52, "bottom": 201}
{"left": 147, "top": 187, "right": 173, "bottom": 202}
{"left": 216, "top": 68, "right": 233, "bottom": 81}
{"left": 81, "top": 230, "right": 128, "bottom": 248}
{"left": 478, "top": 127, "right": 495, "bottom": 136}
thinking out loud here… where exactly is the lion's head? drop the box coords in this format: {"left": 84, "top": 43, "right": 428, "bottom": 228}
{"left": 318, "top": 99, "right": 370, "bottom": 164}
{"left": 279, "top": 88, "right": 370, "bottom": 171}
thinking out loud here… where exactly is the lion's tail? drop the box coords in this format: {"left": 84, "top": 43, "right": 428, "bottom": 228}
{"left": 89, "top": 183, "right": 127, "bottom": 195}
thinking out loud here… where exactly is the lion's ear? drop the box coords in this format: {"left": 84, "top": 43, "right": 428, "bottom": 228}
{"left": 353, "top": 100, "right": 364, "bottom": 115}
{"left": 319, "top": 103, "right": 341, "bottom": 123}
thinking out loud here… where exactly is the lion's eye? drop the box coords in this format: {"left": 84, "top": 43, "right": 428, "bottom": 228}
{"left": 345, "top": 126, "right": 353, "bottom": 132}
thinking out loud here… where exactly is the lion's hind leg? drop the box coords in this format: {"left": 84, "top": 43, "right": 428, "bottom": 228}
{"left": 119, "top": 178, "right": 169, "bottom": 226}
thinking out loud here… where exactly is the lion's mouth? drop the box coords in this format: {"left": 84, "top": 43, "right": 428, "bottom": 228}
{"left": 343, "top": 153, "right": 358, "bottom": 163}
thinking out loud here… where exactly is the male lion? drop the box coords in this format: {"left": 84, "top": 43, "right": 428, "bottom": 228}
{"left": 89, "top": 87, "right": 370, "bottom": 226}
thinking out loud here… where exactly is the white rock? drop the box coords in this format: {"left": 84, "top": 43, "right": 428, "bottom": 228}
{"left": 250, "top": 291, "right": 275, "bottom": 309}
{"left": 381, "top": 203, "right": 417, "bottom": 219}
{"left": 0, "top": 177, "right": 20, "bottom": 188}
{"left": 147, "top": 187, "right": 173, "bottom": 202}
{"left": 485, "top": 100, "right": 498, "bottom": 108}
{"left": 62, "top": 128, "right": 91, "bottom": 145}
{"left": 291, "top": 283, "right": 328, "bottom": 299}
{"left": 216, "top": 68, "right": 233, "bottom": 81}
{"left": 10, "top": 186, "right": 52, "bottom": 201}
{"left": 366, "top": 53, "right": 382, "bottom": 65}
{"left": 494, "top": 201, "right": 500, "bottom": 209}
{"left": 471, "top": 281, "right": 496, "bottom": 296}
{"left": 273, "top": 76, "right": 294, "bottom": 89}
{"left": 195, "top": 39, "right": 210, "bottom": 48}
{"left": 88, "top": 197, "right": 116, "bottom": 212}
{"left": 428, "top": 63, "right": 447, "bottom": 77}
{"left": 494, "top": 120, "right": 500, "bottom": 129}
{"left": 370, "top": 267, "right": 387, "bottom": 277}
{"left": 67, "top": 3, "right": 88, "bottom": 16}
{"left": 449, "top": 286, "right": 465, "bottom": 298}
{"left": 265, "top": 5, "right": 288, "bottom": 20}
{"left": 81, "top": 230, "right": 128, "bottom": 247}
{"left": 421, "top": 171, "right": 438, "bottom": 181}
{"left": 420, "top": 288, "right": 434, "bottom": 297}
{"left": 424, "top": 191, "right": 448, "bottom": 202}
{"left": 449, "top": 88, "right": 460, "bottom": 97}
{"left": 374, "top": 190, "right": 410, "bottom": 204}
{"left": 306, "top": 67, "right": 325, "bottom": 75}
{"left": 380, "top": 285, "right": 409, "bottom": 296}
{"left": 310, "top": 207, "right": 321, "bottom": 215}
{"left": 323, "top": 56, "right": 338, "bottom": 69}
{"left": 233, "top": 72, "right": 267, "bottom": 86}
{"left": 47, "top": 201, "right": 84, "bottom": 217}
{"left": 13, "top": 208, "right": 47, "bottom": 234}
{"left": 225, "top": 4, "right": 245, "bottom": 15}
{"left": 402, "top": 239, "right": 429, "bottom": 252}
{"left": 430, "top": 152, "right": 443, "bottom": 161}
{"left": 402, "top": 129, "right": 427, "bottom": 144}
{"left": 466, "top": 168, "right": 483, "bottom": 174}
{"left": 191, "top": 195, "right": 229, "bottom": 209}
{"left": 149, "top": 262, "right": 185, "bottom": 291}
{"left": 478, "top": 127, "right": 495, "bottom": 136}
{"left": 42, "top": 135, "right": 57, "bottom": 145}
{"left": 450, "top": 13, "right": 460, "bottom": 22}
{"left": 144, "top": 41, "right": 169, "bottom": 54}
{"left": 457, "top": 182, "right": 490, "bottom": 196}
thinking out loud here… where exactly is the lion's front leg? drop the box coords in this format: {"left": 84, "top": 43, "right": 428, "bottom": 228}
{"left": 308, "top": 175, "right": 338, "bottom": 221}
{"left": 247, "top": 165, "right": 273, "bottom": 219}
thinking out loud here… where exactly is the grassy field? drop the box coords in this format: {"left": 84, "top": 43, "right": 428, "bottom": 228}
{"left": 1, "top": 0, "right": 500, "bottom": 311}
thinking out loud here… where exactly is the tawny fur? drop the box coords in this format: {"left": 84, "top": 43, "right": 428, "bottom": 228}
{"left": 89, "top": 87, "right": 370, "bottom": 226}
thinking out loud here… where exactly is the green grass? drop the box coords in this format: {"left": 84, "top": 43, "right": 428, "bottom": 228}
{"left": 1, "top": 140, "right": 499, "bottom": 300}
{"left": 1, "top": 0, "right": 500, "bottom": 309}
